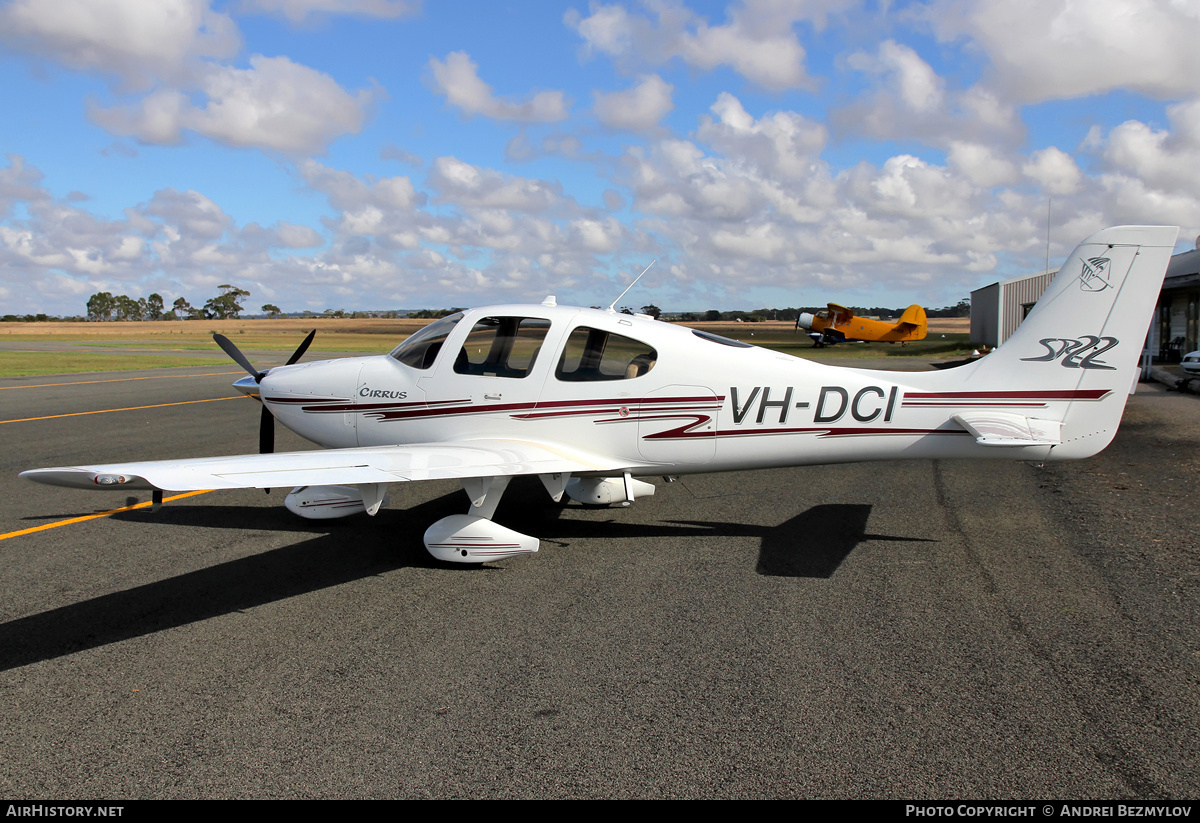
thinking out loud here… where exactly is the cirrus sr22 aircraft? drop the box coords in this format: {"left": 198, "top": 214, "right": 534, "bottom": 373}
{"left": 22, "top": 226, "right": 1178, "bottom": 564}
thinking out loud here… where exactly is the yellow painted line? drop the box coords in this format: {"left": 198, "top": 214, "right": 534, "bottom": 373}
{"left": 0, "top": 490, "right": 214, "bottom": 542}
{"left": 0, "top": 371, "right": 243, "bottom": 390}
{"left": 0, "top": 394, "right": 250, "bottom": 424}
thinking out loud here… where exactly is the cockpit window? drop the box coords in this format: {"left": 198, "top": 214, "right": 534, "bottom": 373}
{"left": 454, "top": 317, "right": 551, "bottom": 378}
{"left": 389, "top": 312, "right": 463, "bottom": 369}
{"left": 555, "top": 326, "right": 657, "bottom": 381}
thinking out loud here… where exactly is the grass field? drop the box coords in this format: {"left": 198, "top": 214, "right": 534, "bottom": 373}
{"left": 0, "top": 351, "right": 232, "bottom": 377}
{"left": 0, "top": 316, "right": 976, "bottom": 377}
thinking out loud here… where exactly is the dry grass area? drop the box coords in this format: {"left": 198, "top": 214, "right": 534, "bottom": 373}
{"left": 0, "top": 317, "right": 428, "bottom": 338}
{"left": 927, "top": 317, "right": 970, "bottom": 333}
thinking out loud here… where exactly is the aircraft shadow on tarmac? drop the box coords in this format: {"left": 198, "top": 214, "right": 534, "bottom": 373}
{"left": 1, "top": 485, "right": 933, "bottom": 671}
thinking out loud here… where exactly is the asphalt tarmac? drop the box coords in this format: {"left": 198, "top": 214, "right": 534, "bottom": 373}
{"left": 1, "top": 364, "right": 1197, "bottom": 799}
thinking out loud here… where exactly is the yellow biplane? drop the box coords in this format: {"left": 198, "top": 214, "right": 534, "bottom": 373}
{"left": 797, "top": 303, "right": 927, "bottom": 346}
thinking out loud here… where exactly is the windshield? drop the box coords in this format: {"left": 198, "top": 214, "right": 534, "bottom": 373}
{"left": 389, "top": 313, "right": 463, "bottom": 369}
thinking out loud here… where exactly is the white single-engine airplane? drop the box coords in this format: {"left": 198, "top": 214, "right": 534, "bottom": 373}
{"left": 22, "top": 226, "right": 1177, "bottom": 563}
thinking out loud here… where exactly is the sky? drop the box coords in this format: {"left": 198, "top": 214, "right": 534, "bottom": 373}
{"left": 2, "top": 0, "right": 1200, "bottom": 318}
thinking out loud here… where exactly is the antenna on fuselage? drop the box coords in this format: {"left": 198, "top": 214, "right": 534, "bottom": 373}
{"left": 607, "top": 259, "right": 656, "bottom": 313}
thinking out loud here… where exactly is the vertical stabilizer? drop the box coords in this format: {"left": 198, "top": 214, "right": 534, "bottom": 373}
{"left": 897, "top": 304, "right": 927, "bottom": 333}
{"left": 959, "top": 225, "right": 1177, "bottom": 459}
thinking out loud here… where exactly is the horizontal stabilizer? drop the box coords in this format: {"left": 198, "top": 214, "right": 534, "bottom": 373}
{"left": 953, "top": 412, "right": 1062, "bottom": 447}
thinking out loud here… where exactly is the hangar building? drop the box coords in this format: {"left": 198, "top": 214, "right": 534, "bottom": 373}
{"left": 970, "top": 270, "right": 1057, "bottom": 348}
{"left": 1155, "top": 242, "right": 1200, "bottom": 361}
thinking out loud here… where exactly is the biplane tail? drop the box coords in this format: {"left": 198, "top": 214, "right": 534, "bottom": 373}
{"left": 896, "top": 304, "right": 926, "bottom": 334}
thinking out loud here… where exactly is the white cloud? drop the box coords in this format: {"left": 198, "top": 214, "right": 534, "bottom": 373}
{"left": 863, "top": 40, "right": 944, "bottom": 113}
{"left": 241, "top": 0, "right": 420, "bottom": 24}
{"left": 0, "top": 0, "right": 239, "bottom": 86}
{"left": 593, "top": 74, "right": 674, "bottom": 131}
{"left": 565, "top": 0, "right": 843, "bottom": 90}
{"left": 299, "top": 160, "right": 427, "bottom": 244}
{"left": 946, "top": 141, "right": 1018, "bottom": 188}
{"left": 189, "top": 56, "right": 376, "bottom": 153}
{"left": 675, "top": 14, "right": 809, "bottom": 91}
{"left": 569, "top": 217, "right": 624, "bottom": 253}
{"left": 427, "top": 51, "right": 569, "bottom": 122}
{"left": 697, "top": 92, "right": 827, "bottom": 180}
{"left": 843, "top": 40, "right": 947, "bottom": 131}
{"left": 929, "top": 0, "right": 1200, "bottom": 103}
{"left": 428, "top": 157, "right": 564, "bottom": 212}
{"left": 271, "top": 222, "right": 324, "bottom": 248}
{"left": 90, "top": 56, "right": 377, "bottom": 154}
{"left": 1096, "top": 173, "right": 1200, "bottom": 228}
{"left": 956, "top": 86, "right": 1018, "bottom": 133}
{"left": 836, "top": 40, "right": 1022, "bottom": 148}
{"left": 568, "top": 2, "right": 632, "bottom": 56}
{"left": 89, "top": 90, "right": 191, "bottom": 145}
{"left": 300, "top": 160, "right": 424, "bottom": 212}
{"left": 1023, "top": 147, "right": 1083, "bottom": 195}
{"left": 0, "top": 154, "right": 51, "bottom": 217}
{"left": 143, "top": 188, "right": 232, "bottom": 240}
{"left": 0, "top": 153, "right": 610, "bottom": 315}
{"left": 5, "top": 1, "right": 376, "bottom": 155}
{"left": 1093, "top": 99, "right": 1200, "bottom": 197}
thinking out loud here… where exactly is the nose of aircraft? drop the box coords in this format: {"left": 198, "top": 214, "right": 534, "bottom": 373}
{"left": 258, "top": 359, "right": 362, "bottom": 401}
{"left": 255, "top": 358, "right": 370, "bottom": 448}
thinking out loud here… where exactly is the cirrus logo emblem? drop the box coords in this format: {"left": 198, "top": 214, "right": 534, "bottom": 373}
{"left": 359, "top": 386, "right": 408, "bottom": 399}
{"left": 1078, "top": 256, "right": 1112, "bottom": 292}
{"left": 618, "top": 406, "right": 629, "bottom": 417}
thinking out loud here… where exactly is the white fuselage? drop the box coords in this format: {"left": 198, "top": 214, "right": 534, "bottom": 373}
{"left": 256, "top": 303, "right": 1106, "bottom": 476}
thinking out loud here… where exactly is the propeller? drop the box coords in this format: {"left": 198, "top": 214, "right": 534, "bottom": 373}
{"left": 214, "top": 328, "right": 315, "bottom": 384}
{"left": 213, "top": 333, "right": 266, "bottom": 382}
{"left": 213, "top": 330, "right": 316, "bottom": 459}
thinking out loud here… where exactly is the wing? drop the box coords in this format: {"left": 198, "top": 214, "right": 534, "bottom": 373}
{"left": 20, "top": 439, "right": 642, "bottom": 492}
{"left": 827, "top": 302, "right": 855, "bottom": 323}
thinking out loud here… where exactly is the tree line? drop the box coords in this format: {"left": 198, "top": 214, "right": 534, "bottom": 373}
{"left": 85, "top": 285, "right": 264, "bottom": 321}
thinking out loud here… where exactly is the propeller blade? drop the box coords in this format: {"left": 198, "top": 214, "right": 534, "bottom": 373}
{"left": 259, "top": 405, "right": 274, "bottom": 494}
{"left": 259, "top": 404, "right": 274, "bottom": 454}
{"left": 213, "top": 333, "right": 265, "bottom": 382}
{"left": 285, "top": 329, "right": 316, "bottom": 366}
